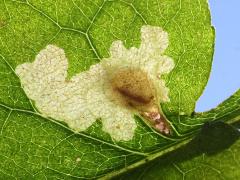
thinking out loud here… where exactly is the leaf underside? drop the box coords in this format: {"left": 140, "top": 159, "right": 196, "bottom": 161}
{"left": 0, "top": 0, "right": 239, "bottom": 179}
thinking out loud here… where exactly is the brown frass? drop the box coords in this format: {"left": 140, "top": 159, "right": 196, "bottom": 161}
{"left": 111, "top": 68, "right": 156, "bottom": 108}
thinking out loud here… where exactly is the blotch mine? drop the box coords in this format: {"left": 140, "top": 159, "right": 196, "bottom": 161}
{"left": 15, "top": 25, "right": 175, "bottom": 141}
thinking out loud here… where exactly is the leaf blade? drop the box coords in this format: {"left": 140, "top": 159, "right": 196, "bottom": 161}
{"left": 0, "top": 0, "right": 237, "bottom": 179}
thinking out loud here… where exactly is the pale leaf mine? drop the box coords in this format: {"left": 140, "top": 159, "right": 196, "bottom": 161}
{"left": 15, "top": 25, "right": 175, "bottom": 141}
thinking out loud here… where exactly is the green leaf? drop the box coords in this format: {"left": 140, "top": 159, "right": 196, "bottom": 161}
{"left": 0, "top": 0, "right": 239, "bottom": 179}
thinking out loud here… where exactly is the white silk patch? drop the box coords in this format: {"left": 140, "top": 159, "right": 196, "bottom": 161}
{"left": 15, "top": 25, "right": 175, "bottom": 141}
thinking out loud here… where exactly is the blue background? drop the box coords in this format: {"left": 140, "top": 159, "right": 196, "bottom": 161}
{"left": 196, "top": 0, "right": 240, "bottom": 112}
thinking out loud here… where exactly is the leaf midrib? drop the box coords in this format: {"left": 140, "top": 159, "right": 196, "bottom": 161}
{"left": 2, "top": 99, "right": 239, "bottom": 179}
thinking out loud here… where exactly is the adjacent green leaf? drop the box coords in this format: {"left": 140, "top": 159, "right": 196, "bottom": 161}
{"left": 116, "top": 120, "right": 240, "bottom": 180}
{"left": 0, "top": 0, "right": 238, "bottom": 179}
